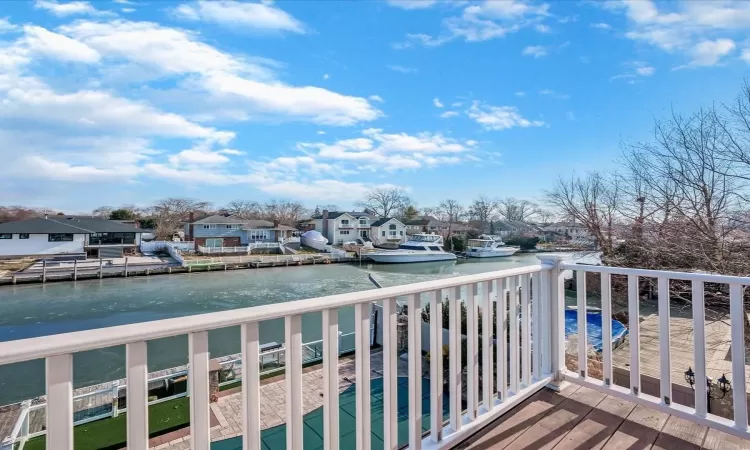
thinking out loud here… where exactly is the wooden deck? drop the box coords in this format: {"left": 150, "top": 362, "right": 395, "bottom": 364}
{"left": 456, "top": 384, "right": 750, "bottom": 450}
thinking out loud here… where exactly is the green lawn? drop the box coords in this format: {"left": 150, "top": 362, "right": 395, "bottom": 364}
{"left": 22, "top": 396, "right": 191, "bottom": 450}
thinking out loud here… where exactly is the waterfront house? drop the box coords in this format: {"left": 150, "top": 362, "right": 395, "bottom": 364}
{"left": 0, "top": 216, "right": 143, "bottom": 258}
{"left": 404, "top": 215, "right": 471, "bottom": 236}
{"left": 540, "top": 222, "right": 594, "bottom": 244}
{"left": 369, "top": 217, "right": 407, "bottom": 246}
{"left": 308, "top": 210, "right": 376, "bottom": 245}
{"left": 185, "top": 215, "right": 296, "bottom": 249}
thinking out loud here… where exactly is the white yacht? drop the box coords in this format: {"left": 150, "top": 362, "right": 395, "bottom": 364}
{"left": 367, "top": 233, "right": 457, "bottom": 264}
{"left": 466, "top": 235, "right": 519, "bottom": 258}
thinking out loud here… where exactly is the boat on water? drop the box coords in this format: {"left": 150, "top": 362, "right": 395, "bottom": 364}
{"left": 466, "top": 235, "right": 519, "bottom": 258}
{"left": 367, "top": 233, "right": 457, "bottom": 264}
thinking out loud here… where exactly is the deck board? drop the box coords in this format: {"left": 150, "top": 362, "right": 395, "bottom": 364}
{"left": 459, "top": 387, "right": 749, "bottom": 450}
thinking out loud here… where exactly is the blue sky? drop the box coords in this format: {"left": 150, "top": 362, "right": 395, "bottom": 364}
{"left": 1, "top": 0, "right": 749, "bottom": 212}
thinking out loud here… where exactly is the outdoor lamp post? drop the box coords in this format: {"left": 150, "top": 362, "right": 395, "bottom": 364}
{"left": 684, "top": 367, "right": 731, "bottom": 414}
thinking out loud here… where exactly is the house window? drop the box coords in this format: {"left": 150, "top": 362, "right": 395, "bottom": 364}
{"left": 226, "top": 224, "right": 242, "bottom": 229}
{"left": 19, "top": 233, "right": 29, "bottom": 239}
{"left": 341, "top": 230, "right": 350, "bottom": 235}
{"left": 49, "top": 233, "right": 74, "bottom": 242}
{"left": 359, "top": 219, "right": 368, "bottom": 225}
{"left": 202, "top": 224, "right": 217, "bottom": 229}
{"left": 389, "top": 224, "right": 396, "bottom": 230}
{"left": 248, "top": 229, "right": 271, "bottom": 241}
{"left": 381, "top": 231, "right": 386, "bottom": 237}
{"left": 0, "top": 233, "right": 11, "bottom": 239}
{"left": 341, "top": 219, "right": 349, "bottom": 225}
{"left": 400, "top": 231, "right": 403, "bottom": 236}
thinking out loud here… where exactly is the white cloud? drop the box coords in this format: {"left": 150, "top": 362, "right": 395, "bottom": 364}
{"left": 256, "top": 179, "right": 390, "bottom": 201}
{"left": 515, "top": 91, "right": 526, "bottom": 97}
{"left": 688, "top": 39, "right": 736, "bottom": 66}
{"left": 635, "top": 66, "right": 655, "bottom": 76}
{"left": 395, "top": 0, "right": 550, "bottom": 47}
{"left": 21, "top": 25, "right": 101, "bottom": 63}
{"left": 566, "top": 111, "right": 576, "bottom": 121}
{"left": 323, "top": 73, "right": 330, "bottom": 80}
{"left": 34, "top": 0, "right": 109, "bottom": 17}
{"left": 59, "top": 20, "right": 381, "bottom": 126}
{"left": 317, "top": 130, "right": 326, "bottom": 135}
{"left": 0, "top": 18, "right": 19, "bottom": 33}
{"left": 173, "top": 0, "right": 305, "bottom": 34}
{"left": 219, "top": 149, "right": 244, "bottom": 155}
{"left": 440, "top": 111, "right": 459, "bottom": 118}
{"left": 451, "top": 101, "right": 462, "bottom": 107}
{"left": 433, "top": 97, "right": 444, "bottom": 108}
{"left": 168, "top": 148, "right": 230, "bottom": 166}
{"left": 522, "top": 45, "right": 547, "bottom": 58}
{"left": 611, "top": 61, "right": 655, "bottom": 81}
{"left": 535, "top": 24, "right": 551, "bottom": 33}
{"left": 122, "top": 8, "right": 135, "bottom": 13}
{"left": 9, "top": 155, "right": 135, "bottom": 181}
{"left": 590, "top": 22, "right": 612, "bottom": 30}
{"left": 368, "top": 95, "right": 384, "bottom": 103}
{"left": 467, "top": 101, "right": 544, "bottom": 130}
{"left": 387, "top": 64, "right": 418, "bottom": 74}
{"left": 386, "top": 0, "right": 436, "bottom": 10}
{"left": 603, "top": 0, "right": 750, "bottom": 66}
{"left": 538, "top": 89, "right": 569, "bottom": 99}
{"left": 743, "top": 48, "right": 750, "bottom": 63}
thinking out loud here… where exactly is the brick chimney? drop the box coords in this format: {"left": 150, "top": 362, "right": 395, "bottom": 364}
{"left": 322, "top": 210, "right": 329, "bottom": 241}
{"left": 273, "top": 219, "right": 280, "bottom": 228}
{"left": 188, "top": 212, "right": 195, "bottom": 241}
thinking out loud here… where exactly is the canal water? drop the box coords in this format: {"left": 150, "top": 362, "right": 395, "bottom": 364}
{"left": 0, "top": 254, "right": 542, "bottom": 405}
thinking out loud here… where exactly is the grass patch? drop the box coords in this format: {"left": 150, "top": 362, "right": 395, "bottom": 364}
{"left": 22, "top": 397, "right": 191, "bottom": 450}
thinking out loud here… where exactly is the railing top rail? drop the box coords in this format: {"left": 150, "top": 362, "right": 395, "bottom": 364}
{"left": 0, "top": 264, "right": 543, "bottom": 366}
{"left": 561, "top": 262, "right": 750, "bottom": 285}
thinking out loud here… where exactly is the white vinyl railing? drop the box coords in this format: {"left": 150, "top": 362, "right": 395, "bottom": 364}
{"left": 556, "top": 258, "right": 750, "bottom": 441}
{"left": 3, "top": 255, "right": 748, "bottom": 449}
{"left": 0, "top": 263, "right": 551, "bottom": 450}
{"left": 197, "top": 245, "right": 252, "bottom": 254}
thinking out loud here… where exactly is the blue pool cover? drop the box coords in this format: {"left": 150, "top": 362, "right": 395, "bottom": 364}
{"left": 564, "top": 310, "right": 628, "bottom": 352}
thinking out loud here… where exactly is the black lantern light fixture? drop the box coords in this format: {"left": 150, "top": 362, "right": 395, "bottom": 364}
{"left": 684, "top": 367, "right": 731, "bottom": 414}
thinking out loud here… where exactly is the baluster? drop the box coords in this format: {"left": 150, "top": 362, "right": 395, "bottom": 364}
{"left": 429, "top": 290, "right": 443, "bottom": 443}
{"left": 521, "top": 274, "right": 531, "bottom": 386}
{"left": 189, "top": 331, "right": 210, "bottom": 450}
{"left": 508, "top": 276, "right": 519, "bottom": 394}
{"left": 577, "top": 271, "right": 587, "bottom": 378}
{"left": 481, "top": 281, "right": 493, "bottom": 412}
{"left": 657, "top": 277, "right": 671, "bottom": 404}
{"left": 407, "top": 294, "right": 422, "bottom": 450}
{"left": 126, "top": 342, "right": 148, "bottom": 450}
{"left": 532, "top": 272, "right": 542, "bottom": 380}
{"left": 286, "top": 315, "right": 303, "bottom": 449}
{"left": 448, "top": 286, "right": 461, "bottom": 432}
{"left": 322, "top": 309, "right": 339, "bottom": 450}
{"left": 601, "top": 273, "right": 613, "bottom": 386}
{"left": 730, "top": 284, "right": 747, "bottom": 429}
{"left": 354, "top": 303, "right": 371, "bottom": 450}
{"left": 466, "top": 284, "right": 478, "bottom": 419}
{"left": 496, "top": 278, "right": 507, "bottom": 402}
{"left": 691, "top": 281, "right": 707, "bottom": 418}
{"left": 241, "top": 323, "right": 261, "bottom": 450}
{"left": 46, "top": 354, "right": 73, "bottom": 450}
{"left": 382, "top": 298, "right": 398, "bottom": 450}
{"left": 628, "top": 275, "right": 641, "bottom": 396}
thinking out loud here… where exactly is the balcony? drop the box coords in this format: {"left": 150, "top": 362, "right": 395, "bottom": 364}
{"left": 1, "top": 255, "right": 750, "bottom": 449}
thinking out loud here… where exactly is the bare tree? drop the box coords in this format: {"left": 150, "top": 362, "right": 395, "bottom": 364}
{"left": 150, "top": 198, "right": 211, "bottom": 240}
{"left": 468, "top": 196, "right": 499, "bottom": 231}
{"left": 356, "top": 188, "right": 411, "bottom": 218}
{"left": 263, "top": 200, "right": 306, "bottom": 225}
{"left": 532, "top": 208, "right": 556, "bottom": 225}
{"left": 436, "top": 199, "right": 465, "bottom": 250}
{"left": 546, "top": 172, "right": 619, "bottom": 257}
{"left": 91, "top": 206, "right": 113, "bottom": 218}
{"left": 497, "top": 198, "right": 537, "bottom": 222}
{"left": 225, "top": 200, "right": 262, "bottom": 219}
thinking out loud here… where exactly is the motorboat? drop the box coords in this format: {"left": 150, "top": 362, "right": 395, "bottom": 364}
{"left": 367, "top": 233, "right": 457, "bottom": 263}
{"left": 466, "top": 235, "right": 519, "bottom": 258}
{"left": 300, "top": 230, "right": 328, "bottom": 251}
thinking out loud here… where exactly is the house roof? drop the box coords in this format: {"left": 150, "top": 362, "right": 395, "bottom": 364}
{"left": 371, "top": 217, "right": 401, "bottom": 227}
{"left": 191, "top": 215, "right": 246, "bottom": 224}
{"left": 242, "top": 220, "right": 296, "bottom": 231}
{"left": 312, "top": 211, "right": 373, "bottom": 220}
{"left": 0, "top": 217, "right": 143, "bottom": 234}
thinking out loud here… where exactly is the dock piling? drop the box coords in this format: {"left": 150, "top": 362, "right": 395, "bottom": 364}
{"left": 73, "top": 260, "right": 78, "bottom": 281}
{"left": 99, "top": 258, "right": 103, "bottom": 279}
{"left": 42, "top": 260, "right": 46, "bottom": 283}
{"left": 124, "top": 257, "right": 128, "bottom": 277}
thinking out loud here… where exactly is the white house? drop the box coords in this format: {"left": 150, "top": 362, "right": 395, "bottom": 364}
{"left": 540, "top": 222, "right": 594, "bottom": 243}
{"left": 0, "top": 216, "right": 143, "bottom": 258}
{"left": 369, "top": 217, "right": 407, "bottom": 246}
{"left": 308, "top": 211, "right": 375, "bottom": 245}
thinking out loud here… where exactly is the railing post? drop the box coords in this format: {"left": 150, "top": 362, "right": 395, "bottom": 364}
{"left": 20, "top": 399, "right": 31, "bottom": 440}
{"left": 536, "top": 254, "right": 567, "bottom": 388}
{"left": 111, "top": 380, "right": 120, "bottom": 417}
